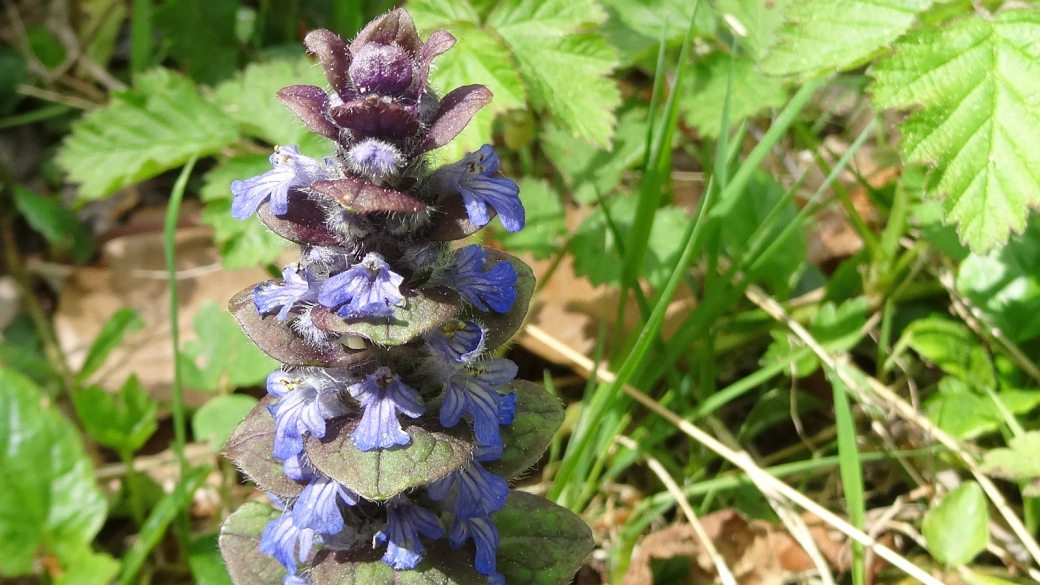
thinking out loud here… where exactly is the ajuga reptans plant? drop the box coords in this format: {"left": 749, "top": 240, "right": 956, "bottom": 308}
{"left": 218, "top": 10, "right": 593, "bottom": 585}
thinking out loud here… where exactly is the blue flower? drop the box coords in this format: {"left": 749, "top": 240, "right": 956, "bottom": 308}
{"left": 317, "top": 252, "right": 405, "bottom": 319}
{"left": 258, "top": 512, "right": 315, "bottom": 576}
{"left": 267, "top": 370, "right": 346, "bottom": 460}
{"left": 435, "top": 145, "right": 524, "bottom": 232}
{"left": 449, "top": 515, "right": 502, "bottom": 578}
{"left": 428, "top": 460, "right": 508, "bottom": 518}
{"left": 375, "top": 497, "right": 445, "bottom": 570}
{"left": 440, "top": 358, "right": 518, "bottom": 448}
{"left": 426, "top": 319, "right": 485, "bottom": 363}
{"left": 292, "top": 475, "right": 359, "bottom": 534}
{"left": 347, "top": 367, "right": 424, "bottom": 451}
{"left": 438, "top": 245, "right": 517, "bottom": 313}
{"left": 254, "top": 264, "right": 323, "bottom": 321}
{"left": 231, "top": 145, "right": 327, "bottom": 219}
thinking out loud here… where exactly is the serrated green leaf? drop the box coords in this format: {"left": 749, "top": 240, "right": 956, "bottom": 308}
{"left": 761, "top": 331, "right": 818, "bottom": 378}
{"left": 494, "top": 178, "right": 565, "bottom": 259}
{"left": 981, "top": 431, "right": 1040, "bottom": 482}
{"left": 155, "top": 0, "right": 240, "bottom": 85}
{"left": 541, "top": 106, "right": 647, "bottom": 205}
{"left": 923, "top": 378, "right": 1040, "bottom": 439}
{"left": 193, "top": 394, "right": 260, "bottom": 452}
{"left": 715, "top": 0, "right": 791, "bottom": 61}
{"left": 488, "top": 0, "right": 606, "bottom": 33}
{"left": 420, "top": 22, "right": 526, "bottom": 161}
{"left": 77, "top": 307, "right": 145, "bottom": 382}
{"left": 209, "top": 57, "right": 330, "bottom": 149}
{"left": 0, "top": 368, "right": 107, "bottom": 577}
{"left": 762, "top": 0, "right": 932, "bottom": 77}
{"left": 407, "top": 0, "right": 482, "bottom": 29}
{"left": 922, "top": 481, "right": 988, "bottom": 566}
{"left": 57, "top": 68, "right": 238, "bottom": 200}
{"left": 956, "top": 221, "right": 1040, "bottom": 343}
{"left": 12, "top": 186, "right": 95, "bottom": 262}
{"left": 180, "top": 300, "right": 279, "bottom": 392}
{"left": 306, "top": 417, "right": 472, "bottom": 500}
{"left": 597, "top": 0, "right": 714, "bottom": 64}
{"left": 683, "top": 53, "right": 787, "bottom": 138}
{"left": 871, "top": 11, "right": 1040, "bottom": 252}
{"left": 73, "top": 375, "right": 158, "bottom": 454}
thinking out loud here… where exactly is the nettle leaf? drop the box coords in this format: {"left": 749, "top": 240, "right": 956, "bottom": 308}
{"left": 871, "top": 10, "right": 1040, "bottom": 252}
{"left": 496, "top": 491, "right": 594, "bottom": 585}
{"left": 224, "top": 397, "right": 305, "bottom": 498}
{"left": 714, "top": 0, "right": 791, "bottom": 62}
{"left": 306, "top": 417, "right": 472, "bottom": 501}
{"left": 13, "top": 186, "right": 95, "bottom": 262}
{"left": 541, "top": 106, "right": 647, "bottom": 205}
{"left": 219, "top": 502, "right": 286, "bottom": 585}
{"left": 761, "top": 0, "right": 933, "bottom": 77}
{"left": 0, "top": 368, "right": 107, "bottom": 577}
{"left": 682, "top": 53, "right": 787, "bottom": 138}
{"left": 209, "top": 57, "right": 330, "bottom": 150}
{"left": 193, "top": 394, "right": 260, "bottom": 452}
{"left": 493, "top": 178, "right": 566, "bottom": 259}
{"left": 73, "top": 375, "right": 158, "bottom": 454}
{"left": 486, "top": 380, "right": 565, "bottom": 480}
{"left": 597, "top": 0, "right": 714, "bottom": 64}
{"left": 310, "top": 289, "right": 458, "bottom": 346}
{"left": 956, "top": 221, "right": 1040, "bottom": 343}
{"left": 201, "top": 155, "right": 291, "bottom": 269}
{"left": 922, "top": 481, "right": 988, "bottom": 566}
{"left": 57, "top": 68, "right": 239, "bottom": 200}
{"left": 181, "top": 300, "right": 279, "bottom": 392}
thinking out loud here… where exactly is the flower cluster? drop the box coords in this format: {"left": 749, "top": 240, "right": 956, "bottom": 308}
{"left": 217, "top": 10, "right": 559, "bottom": 585}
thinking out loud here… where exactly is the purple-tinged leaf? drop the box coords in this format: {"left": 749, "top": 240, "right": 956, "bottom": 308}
{"left": 420, "top": 85, "right": 493, "bottom": 153}
{"left": 305, "top": 416, "right": 471, "bottom": 501}
{"left": 219, "top": 502, "right": 288, "bottom": 585}
{"left": 277, "top": 85, "right": 338, "bottom": 140}
{"left": 310, "top": 288, "right": 457, "bottom": 346}
{"left": 310, "top": 540, "right": 487, "bottom": 585}
{"left": 417, "top": 30, "right": 456, "bottom": 95}
{"left": 351, "top": 9, "right": 421, "bottom": 57}
{"left": 311, "top": 178, "right": 426, "bottom": 214}
{"left": 427, "top": 191, "right": 496, "bottom": 241}
{"left": 229, "top": 288, "right": 371, "bottom": 368}
{"left": 495, "top": 492, "right": 594, "bottom": 585}
{"left": 304, "top": 29, "right": 352, "bottom": 99}
{"left": 329, "top": 98, "right": 420, "bottom": 139}
{"left": 459, "top": 249, "right": 533, "bottom": 349}
{"left": 256, "top": 195, "right": 342, "bottom": 247}
{"left": 485, "top": 381, "right": 565, "bottom": 480}
{"left": 224, "top": 397, "right": 305, "bottom": 498}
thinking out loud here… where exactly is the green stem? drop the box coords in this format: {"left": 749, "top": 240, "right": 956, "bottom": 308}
{"left": 121, "top": 449, "right": 147, "bottom": 526}
{"left": 130, "top": 0, "right": 152, "bottom": 74}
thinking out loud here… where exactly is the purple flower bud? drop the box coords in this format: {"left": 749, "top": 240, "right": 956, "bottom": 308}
{"left": 347, "top": 366, "right": 424, "bottom": 451}
{"left": 349, "top": 43, "right": 414, "bottom": 96}
{"left": 345, "top": 138, "right": 404, "bottom": 181}
{"left": 431, "top": 145, "right": 524, "bottom": 232}
{"left": 436, "top": 245, "right": 518, "bottom": 313}
{"left": 231, "top": 146, "right": 328, "bottom": 220}
{"left": 317, "top": 252, "right": 404, "bottom": 319}
{"left": 374, "top": 497, "right": 445, "bottom": 570}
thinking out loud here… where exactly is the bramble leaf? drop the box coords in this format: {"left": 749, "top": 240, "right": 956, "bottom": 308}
{"left": 57, "top": 69, "right": 239, "bottom": 200}
{"left": 762, "top": 0, "right": 932, "bottom": 76}
{"left": 871, "top": 10, "right": 1040, "bottom": 252}
{"left": 714, "top": 0, "right": 791, "bottom": 61}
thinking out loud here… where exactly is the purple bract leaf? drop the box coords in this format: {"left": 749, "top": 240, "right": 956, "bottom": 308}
{"left": 277, "top": 85, "right": 338, "bottom": 140}
{"left": 304, "top": 29, "right": 352, "bottom": 100}
{"left": 427, "top": 191, "right": 496, "bottom": 241}
{"left": 417, "top": 30, "right": 456, "bottom": 95}
{"left": 310, "top": 178, "right": 426, "bottom": 214}
{"left": 329, "top": 98, "right": 420, "bottom": 139}
{"left": 420, "top": 85, "right": 493, "bottom": 153}
{"left": 351, "top": 9, "right": 421, "bottom": 57}
{"left": 256, "top": 194, "right": 342, "bottom": 247}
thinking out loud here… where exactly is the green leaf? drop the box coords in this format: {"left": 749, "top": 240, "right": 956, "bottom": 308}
{"left": 486, "top": 380, "right": 566, "bottom": 480}
{"left": 208, "top": 57, "right": 330, "bottom": 149}
{"left": 0, "top": 368, "right": 107, "bottom": 576}
{"left": 714, "top": 0, "right": 791, "bottom": 62}
{"left": 597, "top": 0, "right": 713, "bottom": 64}
{"left": 762, "top": 0, "right": 932, "bottom": 77}
{"left": 572, "top": 196, "right": 690, "bottom": 289}
{"left": 810, "top": 297, "right": 868, "bottom": 354}
{"left": 956, "top": 221, "right": 1040, "bottom": 343}
{"left": 982, "top": 432, "right": 1040, "bottom": 496}
{"left": 922, "top": 481, "right": 989, "bottom": 566}
{"left": 200, "top": 155, "right": 289, "bottom": 269}
{"left": 418, "top": 22, "right": 526, "bottom": 161}
{"left": 493, "top": 178, "right": 565, "bottom": 259}
{"left": 77, "top": 307, "right": 145, "bottom": 382}
{"left": 902, "top": 315, "right": 994, "bottom": 388}
{"left": 407, "top": 0, "right": 482, "bottom": 29}
{"left": 180, "top": 300, "right": 279, "bottom": 392}
{"left": 923, "top": 378, "right": 1040, "bottom": 440}
{"left": 761, "top": 331, "right": 818, "bottom": 378}
{"left": 541, "top": 106, "right": 647, "bottom": 205}
{"left": 57, "top": 68, "right": 239, "bottom": 200}
{"left": 310, "top": 291, "right": 458, "bottom": 347}
{"left": 73, "top": 375, "right": 158, "bottom": 454}
{"left": 682, "top": 53, "right": 787, "bottom": 138}
{"left": 306, "top": 417, "right": 472, "bottom": 501}
{"left": 12, "top": 186, "right": 95, "bottom": 262}
{"left": 219, "top": 502, "right": 285, "bottom": 585}
{"left": 54, "top": 546, "right": 120, "bottom": 585}
{"left": 154, "top": 0, "right": 240, "bottom": 85}
{"left": 0, "top": 314, "right": 59, "bottom": 392}
{"left": 188, "top": 535, "right": 233, "bottom": 585}
{"left": 193, "top": 394, "right": 260, "bottom": 452}
{"left": 871, "top": 10, "right": 1040, "bottom": 252}
{"left": 495, "top": 491, "right": 594, "bottom": 585}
